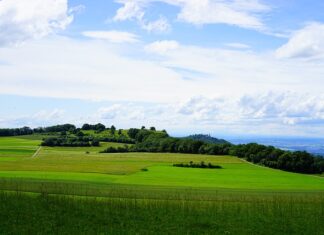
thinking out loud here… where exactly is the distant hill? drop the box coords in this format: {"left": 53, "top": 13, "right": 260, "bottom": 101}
{"left": 186, "top": 134, "right": 230, "bottom": 144}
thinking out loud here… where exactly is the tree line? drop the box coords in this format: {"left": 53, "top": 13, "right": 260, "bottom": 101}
{"left": 41, "top": 136, "right": 99, "bottom": 147}
{"left": 0, "top": 124, "right": 76, "bottom": 136}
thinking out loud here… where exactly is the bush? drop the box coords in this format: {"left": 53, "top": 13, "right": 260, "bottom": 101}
{"left": 173, "top": 162, "right": 222, "bottom": 169}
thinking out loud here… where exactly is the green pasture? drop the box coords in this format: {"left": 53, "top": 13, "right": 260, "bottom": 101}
{"left": 1, "top": 136, "right": 324, "bottom": 234}
{"left": 0, "top": 137, "right": 40, "bottom": 158}
{"left": 0, "top": 136, "right": 324, "bottom": 192}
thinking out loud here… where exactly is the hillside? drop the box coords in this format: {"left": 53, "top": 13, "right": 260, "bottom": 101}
{"left": 186, "top": 134, "right": 230, "bottom": 144}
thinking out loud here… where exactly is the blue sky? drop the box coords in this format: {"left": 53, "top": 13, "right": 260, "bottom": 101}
{"left": 1, "top": 0, "right": 324, "bottom": 137}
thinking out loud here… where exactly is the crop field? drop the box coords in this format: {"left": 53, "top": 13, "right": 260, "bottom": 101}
{"left": 1, "top": 136, "right": 324, "bottom": 234}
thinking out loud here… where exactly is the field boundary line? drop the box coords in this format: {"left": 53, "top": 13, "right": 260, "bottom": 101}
{"left": 31, "top": 146, "right": 42, "bottom": 158}
{"left": 240, "top": 158, "right": 324, "bottom": 179}
{"left": 239, "top": 158, "right": 268, "bottom": 169}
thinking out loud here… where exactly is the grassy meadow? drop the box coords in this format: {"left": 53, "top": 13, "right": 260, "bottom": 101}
{"left": 1, "top": 136, "right": 324, "bottom": 234}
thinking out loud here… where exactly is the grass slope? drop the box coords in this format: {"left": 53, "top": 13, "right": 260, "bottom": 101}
{"left": 0, "top": 137, "right": 40, "bottom": 159}
{"left": 0, "top": 136, "right": 324, "bottom": 191}
{"left": 1, "top": 136, "right": 324, "bottom": 234}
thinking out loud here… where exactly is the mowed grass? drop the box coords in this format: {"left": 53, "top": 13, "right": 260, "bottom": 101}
{"left": 0, "top": 136, "right": 324, "bottom": 191}
{"left": 1, "top": 136, "right": 324, "bottom": 234}
{"left": 0, "top": 137, "right": 40, "bottom": 159}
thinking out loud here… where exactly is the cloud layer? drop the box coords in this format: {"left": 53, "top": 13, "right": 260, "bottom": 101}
{"left": 82, "top": 31, "right": 139, "bottom": 43}
{"left": 0, "top": 0, "right": 73, "bottom": 46}
{"left": 113, "top": 0, "right": 270, "bottom": 31}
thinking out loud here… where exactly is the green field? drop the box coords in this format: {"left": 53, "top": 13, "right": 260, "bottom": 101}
{"left": 0, "top": 137, "right": 323, "bottom": 191}
{"left": 1, "top": 136, "right": 324, "bottom": 234}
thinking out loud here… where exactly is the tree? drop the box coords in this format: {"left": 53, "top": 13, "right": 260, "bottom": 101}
{"left": 91, "top": 139, "right": 100, "bottom": 147}
{"left": 150, "top": 127, "right": 156, "bottom": 131}
{"left": 110, "top": 125, "right": 116, "bottom": 135}
{"left": 94, "top": 123, "right": 105, "bottom": 132}
{"left": 82, "top": 124, "right": 91, "bottom": 130}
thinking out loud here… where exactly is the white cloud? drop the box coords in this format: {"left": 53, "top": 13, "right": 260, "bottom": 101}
{"left": 113, "top": 1, "right": 145, "bottom": 21}
{"left": 0, "top": 0, "right": 73, "bottom": 46}
{"left": 145, "top": 40, "right": 179, "bottom": 54}
{"left": 0, "top": 36, "right": 190, "bottom": 102}
{"left": 276, "top": 22, "right": 324, "bottom": 59}
{"left": 175, "top": 0, "right": 268, "bottom": 30}
{"left": 1, "top": 34, "right": 324, "bottom": 137}
{"left": 1, "top": 36, "right": 324, "bottom": 104}
{"left": 88, "top": 92, "right": 324, "bottom": 137}
{"left": 98, "top": 105, "right": 122, "bottom": 120}
{"left": 225, "top": 42, "right": 250, "bottom": 49}
{"left": 33, "top": 109, "right": 65, "bottom": 121}
{"left": 113, "top": 1, "right": 171, "bottom": 33}
{"left": 141, "top": 16, "right": 171, "bottom": 33}
{"left": 82, "top": 31, "right": 140, "bottom": 43}
{"left": 113, "top": 0, "right": 270, "bottom": 31}
{"left": 0, "top": 109, "right": 66, "bottom": 127}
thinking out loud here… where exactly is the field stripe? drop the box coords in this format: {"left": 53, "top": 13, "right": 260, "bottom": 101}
{"left": 31, "top": 147, "right": 42, "bottom": 158}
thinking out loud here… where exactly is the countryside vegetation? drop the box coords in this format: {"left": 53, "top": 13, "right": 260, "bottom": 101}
{"left": 0, "top": 124, "right": 324, "bottom": 234}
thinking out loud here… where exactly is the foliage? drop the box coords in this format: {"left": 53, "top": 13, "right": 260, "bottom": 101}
{"left": 100, "top": 145, "right": 129, "bottom": 153}
{"left": 186, "top": 134, "right": 230, "bottom": 144}
{"left": 173, "top": 161, "right": 222, "bottom": 169}
{"left": 81, "top": 123, "right": 106, "bottom": 132}
{"left": 0, "top": 126, "right": 33, "bottom": 136}
{"left": 35, "top": 124, "right": 76, "bottom": 133}
{"left": 41, "top": 136, "right": 100, "bottom": 147}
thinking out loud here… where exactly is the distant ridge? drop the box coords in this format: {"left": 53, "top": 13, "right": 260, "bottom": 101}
{"left": 186, "top": 134, "right": 230, "bottom": 144}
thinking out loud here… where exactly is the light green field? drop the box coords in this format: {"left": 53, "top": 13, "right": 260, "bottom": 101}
{"left": 0, "top": 137, "right": 40, "bottom": 159}
{"left": 0, "top": 136, "right": 324, "bottom": 192}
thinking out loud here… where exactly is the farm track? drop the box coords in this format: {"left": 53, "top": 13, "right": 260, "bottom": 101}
{"left": 31, "top": 147, "right": 42, "bottom": 158}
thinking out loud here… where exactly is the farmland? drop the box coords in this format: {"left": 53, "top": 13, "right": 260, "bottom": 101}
{"left": 1, "top": 136, "right": 324, "bottom": 234}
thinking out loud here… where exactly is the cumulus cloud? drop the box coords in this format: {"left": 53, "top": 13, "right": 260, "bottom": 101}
{"left": 276, "top": 22, "right": 324, "bottom": 59}
{"left": 2, "top": 93, "right": 324, "bottom": 136}
{"left": 113, "top": 0, "right": 270, "bottom": 31}
{"left": 82, "top": 31, "right": 140, "bottom": 43}
{"left": 113, "top": 1, "right": 145, "bottom": 21}
{"left": 0, "top": 0, "right": 74, "bottom": 46}
{"left": 87, "top": 92, "right": 324, "bottom": 136}
{"left": 113, "top": 1, "right": 171, "bottom": 33}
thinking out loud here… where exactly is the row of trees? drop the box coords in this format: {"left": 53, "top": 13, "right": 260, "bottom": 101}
{"left": 0, "top": 127, "right": 33, "bottom": 136}
{"left": 0, "top": 123, "right": 121, "bottom": 136}
{"left": 41, "top": 137, "right": 99, "bottom": 147}
{"left": 230, "top": 143, "right": 324, "bottom": 174}
{"left": 173, "top": 161, "right": 222, "bottom": 169}
{"left": 0, "top": 124, "right": 76, "bottom": 136}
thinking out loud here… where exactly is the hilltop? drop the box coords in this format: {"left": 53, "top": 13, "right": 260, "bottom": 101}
{"left": 186, "top": 134, "right": 230, "bottom": 144}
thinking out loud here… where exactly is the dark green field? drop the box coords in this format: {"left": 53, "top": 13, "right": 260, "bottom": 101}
{"left": 1, "top": 136, "right": 324, "bottom": 234}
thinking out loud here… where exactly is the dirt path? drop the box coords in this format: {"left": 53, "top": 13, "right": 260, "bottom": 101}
{"left": 31, "top": 146, "right": 42, "bottom": 158}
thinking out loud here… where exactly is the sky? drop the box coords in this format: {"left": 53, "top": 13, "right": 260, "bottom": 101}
{"left": 1, "top": 0, "right": 324, "bottom": 138}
